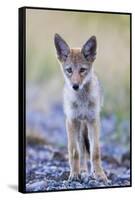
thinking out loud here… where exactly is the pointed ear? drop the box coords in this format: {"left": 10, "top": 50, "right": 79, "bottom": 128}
{"left": 54, "top": 33, "right": 70, "bottom": 62}
{"left": 81, "top": 36, "right": 97, "bottom": 62}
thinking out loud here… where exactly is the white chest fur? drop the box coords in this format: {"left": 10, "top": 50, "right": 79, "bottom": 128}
{"left": 63, "top": 83, "right": 100, "bottom": 122}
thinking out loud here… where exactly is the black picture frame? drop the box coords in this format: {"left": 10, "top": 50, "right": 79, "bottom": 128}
{"left": 19, "top": 6, "right": 132, "bottom": 193}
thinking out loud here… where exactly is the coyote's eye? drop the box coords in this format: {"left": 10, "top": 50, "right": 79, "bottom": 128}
{"left": 80, "top": 68, "right": 87, "bottom": 73}
{"left": 66, "top": 68, "right": 72, "bottom": 74}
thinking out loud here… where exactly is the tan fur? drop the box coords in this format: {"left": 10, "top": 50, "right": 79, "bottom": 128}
{"left": 54, "top": 34, "right": 107, "bottom": 182}
{"left": 66, "top": 119, "right": 80, "bottom": 179}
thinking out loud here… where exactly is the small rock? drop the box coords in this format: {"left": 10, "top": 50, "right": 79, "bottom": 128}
{"left": 69, "top": 181, "right": 82, "bottom": 189}
{"left": 108, "top": 172, "right": 118, "bottom": 181}
{"left": 80, "top": 173, "right": 89, "bottom": 184}
{"left": 52, "top": 151, "right": 66, "bottom": 161}
{"left": 88, "top": 180, "right": 99, "bottom": 187}
{"left": 26, "top": 180, "right": 47, "bottom": 192}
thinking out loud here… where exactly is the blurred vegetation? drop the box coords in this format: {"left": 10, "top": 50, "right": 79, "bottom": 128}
{"left": 26, "top": 9, "right": 130, "bottom": 122}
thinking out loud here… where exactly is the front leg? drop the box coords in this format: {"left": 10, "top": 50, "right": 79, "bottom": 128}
{"left": 87, "top": 118, "right": 107, "bottom": 182}
{"left": 66, "top": 119, "right": 80, "bottom": 181}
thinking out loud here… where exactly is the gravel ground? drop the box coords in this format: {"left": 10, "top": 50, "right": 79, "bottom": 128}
{"left": 26, "top": 143, "right": 130, "bottom": 192}
{"left": 26, "top": 102, "right": 130, "bottom": 192}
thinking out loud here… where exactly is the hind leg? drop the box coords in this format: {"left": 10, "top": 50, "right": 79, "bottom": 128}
{"left": 80, "top": 143, "right": 88, "bottom": 173}
{"left": 79, "top": 122, "right": 90, "bottom": 173}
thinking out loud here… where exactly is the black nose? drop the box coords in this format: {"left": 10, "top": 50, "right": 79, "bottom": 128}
{"left": 72, "top": 84, "right": 79, "bottom": 91}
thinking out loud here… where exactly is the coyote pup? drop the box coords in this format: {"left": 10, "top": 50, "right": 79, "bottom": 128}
{"left": 54, "top": 34, "right": 107, "bottom": 182}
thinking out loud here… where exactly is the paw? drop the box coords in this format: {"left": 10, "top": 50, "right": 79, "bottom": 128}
{"left": 68, "top": 172, "right": 81, "bottom": 181}
{"left": 92, "top": 168, "right": 108, "bottom": 183}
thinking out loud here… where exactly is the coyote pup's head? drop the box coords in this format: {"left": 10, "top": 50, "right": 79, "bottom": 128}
{"left": 54, "top": 34, "right": 97, "bottom": 91}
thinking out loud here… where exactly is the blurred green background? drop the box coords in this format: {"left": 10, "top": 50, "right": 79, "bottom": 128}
{"left": 26, "top": 9, "right": 130, "bottom": 146}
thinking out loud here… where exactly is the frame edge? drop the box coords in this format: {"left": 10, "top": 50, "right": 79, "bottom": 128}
{"left": 18, "top": 7, "right": 26, "bottom": 193}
